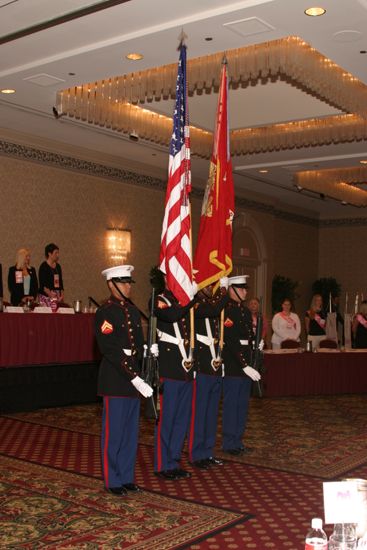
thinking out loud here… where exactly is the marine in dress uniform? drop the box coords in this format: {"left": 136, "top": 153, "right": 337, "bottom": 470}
{"left": 154, "top": 283, "right": 196, "bottom": 480}
{"left": 95, "top": 265, "right": 154, "bottom": 496}
{"left": 188, "top": 281, "right": 229, "bottom": 469}
{"left": 222, "top": 275, "right": 261, "bottom": 455}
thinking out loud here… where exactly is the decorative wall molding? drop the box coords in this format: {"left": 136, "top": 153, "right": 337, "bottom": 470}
{"left": 4, "top": 138, "right": 367, "bottom": 227}
{"left": 0, "top": 139, "right": 167, "bottom": 192}
{"left": 319, "top": 217, "right": 367, "bottom": 228}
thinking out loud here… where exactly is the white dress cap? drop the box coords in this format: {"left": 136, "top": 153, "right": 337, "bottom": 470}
{"left": 228, "top": 275, "right": 249, "bottom": 288}
{"left": 102, "top": 265, "right": 135, "bottom": 281}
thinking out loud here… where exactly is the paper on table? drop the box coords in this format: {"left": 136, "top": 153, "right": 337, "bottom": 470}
{"left": 323, "top": 481, "right": 360, "bottom": 525}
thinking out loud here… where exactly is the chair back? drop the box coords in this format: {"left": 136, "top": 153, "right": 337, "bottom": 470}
{"left": 319, "top": 338, "right": 338, "bottom": 349}
{"left": 281, "top": 339, "right": 300, "bottom": 349}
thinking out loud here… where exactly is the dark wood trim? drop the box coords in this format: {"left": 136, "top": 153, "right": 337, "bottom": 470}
{"left": 0, "top": 0, "right": 131, "bottom": 45}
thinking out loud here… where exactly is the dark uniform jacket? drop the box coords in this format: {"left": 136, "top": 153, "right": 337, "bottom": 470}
{"left": 95, "top": 296, "right": 144, "bottom": 397}
{"left": 38, "top": 261, "right": 64, "bottom": 295}
{"left": 8, "top": 266, "right": 38, "bottom": 306}
{"left": 222, "top": 299, "right": 254, "bottom": 377}
{"left": 195, "top": 292, "right": 229, "bottom": 376}
{"left": 154, "top": 288, "right": 196, "bottom": 381}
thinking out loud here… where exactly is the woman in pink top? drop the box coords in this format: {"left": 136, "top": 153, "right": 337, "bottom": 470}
{"left": 271, "top": 298, "right": 301, "bottom": 349}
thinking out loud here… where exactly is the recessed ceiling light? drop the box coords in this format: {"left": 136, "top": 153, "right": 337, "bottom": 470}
{"left": 304, "top": 6, "right": 326, "bottom": 16}
{"left": 1, "top": 88, "right": 16, "bottom": 94}
{"left": 360, "top": 160, "right": 367, "bottom": 164}
{"left": 259, "top": 169, "right": 268, "bottom": 173}
{"left": 126, "top": 53, "right": 143, "bottom": 61}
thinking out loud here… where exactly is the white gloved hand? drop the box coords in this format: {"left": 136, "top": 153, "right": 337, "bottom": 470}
{"left": 131, "top": 376, "right": 154, "bottom": 398}
{"left": 219, "top": 277, "right": 229, "bottom": 290}
{"left": 150, "top": 343, "right": 159, "bottom": 357}
{"left": 243, "top": 366, "right": 261, "bottom": 381}
{"left": 258, "top": 339, "right": 265, "bottom": 351}
{"left": 192, "top": 282, "right": 198, "bottom": 296}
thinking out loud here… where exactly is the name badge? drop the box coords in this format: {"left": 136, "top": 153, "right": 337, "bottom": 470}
{"left": 54, "top": 274, "right": 60, "bottom": 289}
{"left": 15, "top": 271, "right": 23, "bottom": 284}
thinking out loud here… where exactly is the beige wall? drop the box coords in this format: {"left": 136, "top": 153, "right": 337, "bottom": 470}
{"left": 0, "top": 155, "right": 170, "bottom": 312}
{"left": 273, "top": 216, "right": 319, "bottom": 316}
{"left": 319, "top": 223, "right": 367, "bottom": 307}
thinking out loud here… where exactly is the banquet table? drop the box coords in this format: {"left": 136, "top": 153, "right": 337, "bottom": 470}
{"left": 263, "top": 350, "right": 367, "bottom": 397}
{"left": 0, "top": 312, "right": 100, "bottom": 412}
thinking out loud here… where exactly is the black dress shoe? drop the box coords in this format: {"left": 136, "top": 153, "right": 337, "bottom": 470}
{"left": 154, "top": 470, "right": 179, "bottom": 480}
{"left": 122, "top": 483, "right": 141, "bottom": 492}
{"left": 172, "top": 468, "right": 191, "bottom": 478}
{"left": 224, "top": 448, "right": 241, "bottom": 456}
{"left": 106, "top": 486, "right": 128, "bottom": 496}
{"left": 206, "top": 456, "right": 224, "bottom": 466}
{"left": 190, "top": 459, "right": 209, "bottom": 469}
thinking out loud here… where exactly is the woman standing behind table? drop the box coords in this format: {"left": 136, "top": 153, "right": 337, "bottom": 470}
{"left": 248, "top": 297, "right": 268, "bottom": 343}
{"left": 8, "top": 248, "right": 38, "bottom": 306}
{"left": 352, "top": 300, "right": 367, "bottom": 348}
{"left": 271, "top": 298, "right": 301, "bottom": 349}
{"left": 38, "top": 243, "right": 64, "bottom": 305}
{"left": 304, "top": 294, "right": 327, "bottom": 349}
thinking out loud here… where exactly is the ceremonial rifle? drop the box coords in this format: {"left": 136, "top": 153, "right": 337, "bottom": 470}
{"left": 141, "top": 287, "right": 159, "bottom": 420}
{"left": 252, "top": 297, "right": 264, "bottom": 398}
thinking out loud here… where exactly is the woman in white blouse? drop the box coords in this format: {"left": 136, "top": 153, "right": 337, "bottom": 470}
{"left": 271, "top": 298, "right": 301, "bottom": 349}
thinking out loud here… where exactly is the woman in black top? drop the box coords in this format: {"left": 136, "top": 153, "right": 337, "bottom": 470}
{"left": 305, "top": 294, "right": 327, "bottom": 349}
{"left": 8, "top": 248, "right": 38, "bottom": 306}
{"left": 38, "top": 243, "right": 64, "bottom": 303}
{"left": 352, "top": 300, "right": 367, "bottom": 348}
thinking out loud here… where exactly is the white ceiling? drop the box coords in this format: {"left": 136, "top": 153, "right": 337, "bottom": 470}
{"left": 1, "top": 0, "right": 367, "bottom": 218}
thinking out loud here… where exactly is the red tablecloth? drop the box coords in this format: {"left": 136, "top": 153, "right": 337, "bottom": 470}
{"left": 263, "top": 351, "right": 367, "bottom": 396}
{"left": 0, "top": 312, "right": 99, "bottom": 367}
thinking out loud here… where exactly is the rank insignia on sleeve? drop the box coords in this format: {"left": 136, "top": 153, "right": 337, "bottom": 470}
{"left": 101, "top": 320, "right": 113, "bottom": 334}
{"left": 157, "top": 300, "right": 169, "bottom": 309}
{"left": 224, "top": 317, "right": 234, "bottom": 328}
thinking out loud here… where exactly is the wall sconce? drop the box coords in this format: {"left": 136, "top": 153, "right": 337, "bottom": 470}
{"left": 106, "top": 228, "right": 131, "bottom": 264}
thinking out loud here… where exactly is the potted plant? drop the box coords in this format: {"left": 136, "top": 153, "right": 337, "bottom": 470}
{"left": 271, "top": 274, "right": 299, "bottom": 314}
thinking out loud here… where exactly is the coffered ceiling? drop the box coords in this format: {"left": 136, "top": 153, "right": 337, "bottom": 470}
{"left": 1, "top": 0, "right": 367, "bottom": 217}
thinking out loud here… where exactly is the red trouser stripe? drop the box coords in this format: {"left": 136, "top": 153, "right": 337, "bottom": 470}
{"left": 188, "top": 378, "right": 197, "bottom": 461}
{"left": 156, "top": 380, "right": 164, "bottom": 472}
{"left": 103, "top": 397, "right": 110, "bottom": 488}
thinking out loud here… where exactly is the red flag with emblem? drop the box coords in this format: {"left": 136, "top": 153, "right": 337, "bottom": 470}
{"left": 193, "top": 59, "right": 234, "bottom": 290}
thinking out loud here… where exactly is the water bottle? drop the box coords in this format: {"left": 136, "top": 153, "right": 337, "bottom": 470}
{"left": 329, "top": 523, "right": 357, "bottom": 549}
{"left": 305, "top": 518, "right": 328, "bottom": 549}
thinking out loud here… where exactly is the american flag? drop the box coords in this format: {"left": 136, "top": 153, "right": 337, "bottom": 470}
{"left": 159, "top": 44, "right": 193, "bottom": 306}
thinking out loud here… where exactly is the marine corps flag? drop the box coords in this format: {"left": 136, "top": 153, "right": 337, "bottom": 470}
{"left": 193, "top": 58, "right": 234, "bottom": 290}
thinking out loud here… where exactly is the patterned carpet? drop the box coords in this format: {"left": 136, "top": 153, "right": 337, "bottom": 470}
{"left": 0, "top": 455, "right": 247, "bottom": 549}
{"left": 7, "top": 394, "right": 367, "bottom": 478}
{"left": 1, "top": 395, "right": 367, "bottom": 549}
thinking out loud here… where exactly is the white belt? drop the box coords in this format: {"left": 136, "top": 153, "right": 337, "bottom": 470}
{"left": 156, "top": 294, "right": 192, "bottom": 371}
{"left": 157, "top": 328, "right": 192, "bottom": 370}
{"left": 157, "top": 330, "right": 182, "bottom": 346}
{"left": 197, "top": 334, "right": 215, "bottom": 347}
{"left": 199, "top": 319, "right": 222, "bottom": 373}
{"left": 240, "top": 340, "right": 249, "bottom": 346}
